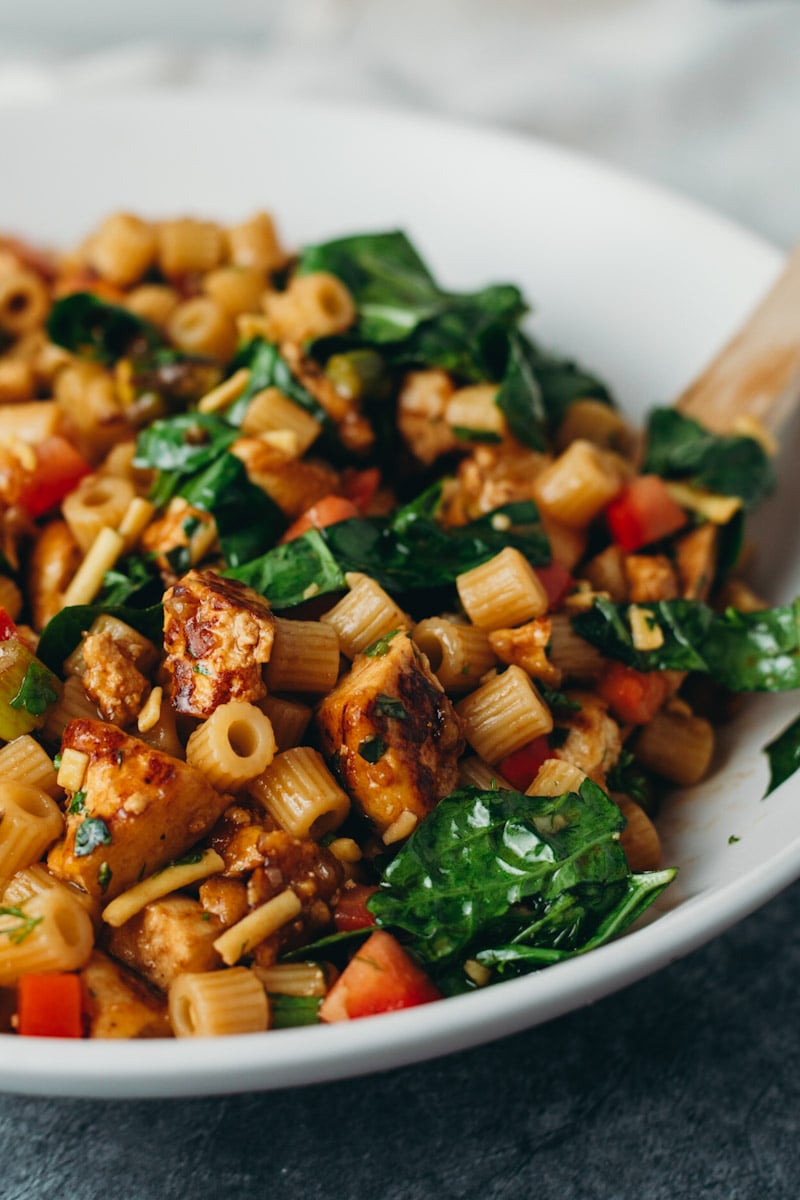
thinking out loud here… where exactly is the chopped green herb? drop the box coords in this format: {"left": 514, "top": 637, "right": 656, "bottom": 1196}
{"left": 97, "top": 862, "right": 112, "bottom": 892}
{"left": 358, "top": 736, "right": 388, "bottom": 764}
{"left": 157, "top": 850, "right": 204, "bottom": 873}
{"left": 0, "top": 904, "right": 43, "bottom": 945}
{"left": 728, "top": 834, "right": 741, "bottom": 845}
{"left": 68, "top": 790, "right": 87, "bottom": 816}
{"left": 364, "top": 630, "right": 400, "bottom": 658}
{"left": 53, "top": 753, "right": 62, "bottom": 770}
{"left": 74, "top": 816, "right": 112, "bottom": 858}
{"left": 375, "top": 694, "right": 408, "bottom": 720}
{"left": 9, "top": 659, "right": 59, "bottom": 717}
{"left": 193, "top": 663, "right": 211, "bottom": 676}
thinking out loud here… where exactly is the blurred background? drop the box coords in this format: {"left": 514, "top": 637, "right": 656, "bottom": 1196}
{"left": 1, "top": 0, "right": 798, "bottom": 246}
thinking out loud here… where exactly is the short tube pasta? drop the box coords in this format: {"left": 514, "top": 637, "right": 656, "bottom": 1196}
{"left": 412, "top": 618, "right": 496, "bottom": 693}
{"left": 633, "top": 709, "right": 715, "bottom": 786}
{"left": 240, "top": 387, "right": 322, "bottom": 455}
{"left": 265, "top": 618, "right": 341, "bottom": 693}
{"left": 257, "top": 695, "right": 312, "bottom": 751}
{"left": 0, "top": 889, "right": 94, "bottom": 985}
{"left": 533, "top": 440, "right": 623, "bottom": 529}
{"left": 2, "top": 862, "right": 100, "bottom": 925}
{"left": 321, "top": 573, "right": 410, "bottom": 659}
{"left": 62, "top": 474, "right": 136, "bottom": 554}
{"left": 0, "top": 735, "right": 60, "bottom": 797}
{"left": 0, "top": 783, "right": 64, "bottom": 883}
{"left": 527, "top": 758, "right": 587, "bottom": 798}
{"left": 87, "top": 213, "right": 157, "bottom": 287}
{"left": 185, "top": 701, "right": 277, "bottom": 791}
{"left": 248, "top": 747, "right": 351, "bottom": 841}
{"left": 0, "top": 269, "right": 50, "bottom": 336}
{"left": 169, "top": 967, "right": 270, "bottom": 1037}
{"left": 455, "top": 666, "right": 554, "bottom": 763}
{"left": 456, "top": 547, "right": 549, "bottom": 630}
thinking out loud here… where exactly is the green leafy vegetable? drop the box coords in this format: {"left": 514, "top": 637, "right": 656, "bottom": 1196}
{"left": 179, "top": 452, "right": 286, "bottom": 567}
{"left": 224, "top": 338, "right": 328, "bottom": 426}
{"left": 134, "top": 413, "right": 239, "bottom": 506}
{"left": 97, "top": 554, "right": 162, "bottom": 609}
{"left": 36, "top": 603, "right": 163, "bottom": 674}
{"left": 97, "top": 862, "right": 112, "bottom": 892}
{"left": 573, "top": 596, "right": 800, "bottom": 692}
{"left": 268, "top": 995, "right": 322, "bottom": 1029}
{"left": 9, "top": 658, "right": 59, "bottom": 717}
{"left": 74, "top": 817, "right": 112, "bottom": 858}
{"left": 642, "top": 408, "right": 775, "bottom": 509}
{"left": 47, "top": 292, "right": 162, "bottom": 365}
{"left": 226, "top": 528, "right": 347, "bottom": 609}
{"left": 367, "top": 781, "right": 674, "bottom": 983}
{"left": 763, "top": 713, "right": 800, "bottom": 796}
{"left": 0, "top": 904, "right": 43, "bottom": 945}
{"left": 68, "top": 790, "right": 87, "bottom": 816}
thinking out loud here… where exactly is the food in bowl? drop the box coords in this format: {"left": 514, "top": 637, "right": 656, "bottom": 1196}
{"left": 0, "top": 211, "right": 796, "bottom": 1039}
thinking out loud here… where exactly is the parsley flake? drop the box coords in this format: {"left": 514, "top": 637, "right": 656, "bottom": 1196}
{"left": 364, "top": 630, "right": 399, "bottom": 658}
{"left": 74, "top": 816, "right": 112, "bottom": 858}
{"left": 9, "top": 659, "right": 59, "bottom": 717}
{"left": 375, "top": 694, "right": 408, "bottom": 720}
{"left": 68, "top": 790, "right": 87, "bottom": 816}
{"left": 97, "top": 862, "right": 112, "bottom": 892}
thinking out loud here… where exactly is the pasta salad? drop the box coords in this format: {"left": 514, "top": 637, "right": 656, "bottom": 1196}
{"left": 0, "top": 211, "right": 797, "bottom": 1039}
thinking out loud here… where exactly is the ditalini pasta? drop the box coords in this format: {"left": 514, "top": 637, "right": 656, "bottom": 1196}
{"left": 0, "top": 210, "right": 790, "bottom": 1039}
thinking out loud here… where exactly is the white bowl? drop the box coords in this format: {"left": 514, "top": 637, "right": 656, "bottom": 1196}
{"left": 1, "top": 95, "right": 796, "bottom": 1098}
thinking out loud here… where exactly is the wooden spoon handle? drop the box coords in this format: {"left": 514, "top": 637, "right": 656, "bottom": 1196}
{"left": 676, "top": 245, "right": 800, "bottom": 435}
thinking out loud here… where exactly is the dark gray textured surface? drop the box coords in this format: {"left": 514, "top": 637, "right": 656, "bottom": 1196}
{"left": 4, "top": 882, "right": 800, "bottom": 1200}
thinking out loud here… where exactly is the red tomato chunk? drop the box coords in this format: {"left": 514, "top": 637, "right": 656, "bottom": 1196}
{"left": 17, "top": 973, "right": 84, "bottom": 1038}
{"left": 499, "top": 735, "right": 551, "bottom": 792}
{"left": 333, "top": 884, "right": 379, "bottom": 933}
{"left": 597, "top": 661, "right": 670, "bottom": 725}
{"left": 605, "top": 475, "right": 687, "bottom": 553}
{"left": 319, "top": 930, "right": 441, "bottom": 1021}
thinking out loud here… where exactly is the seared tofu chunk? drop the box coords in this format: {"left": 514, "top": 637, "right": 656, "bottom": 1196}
{"left": 552, "top": 691, "right": 622, "bottom": 787}
{"left": 80, "top": 950, "right": 171, "bottom": 1038}
{"left": 205, "top": 807, "right": 343, "bottom": 966}
{"left": 108, "top": 895, "right": 223, "bottom": 992}
{"left": 81, "top": 630, "right": 149, "bottom": 727}
{"left": 48, "top": 719, "right": 230, "bottom": 899}
{"left": 315, "top": 631, "right": 464, "bottom": 833}
{"left": 162, "top": 569, "right": 276, "bottom": 717}
{"left": 623, "top": 554, "right": 679, "bottom": 604}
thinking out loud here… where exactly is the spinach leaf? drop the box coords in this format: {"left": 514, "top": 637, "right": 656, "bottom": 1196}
{"left": 97, "top": 554, "right": 162, "bottom": 608}
{"left": 572, "top": 596, "right": 800, "bottom": 692}
{"left": 495, "top": 331, "right": 612, "bottom": 451}
{"left": 763, "top": 713, "right": 800, "bottom": 796}
{"left": 36, "top": 604, "right": 163, "bottom": 674}
{"left": 47, "top": 292, "right": 162, "bottom": 365}
{"left": 134, "top": 413, "right": 240, "bottom": 506}
{"left": 225, "top": 338, "right": 328, "bottom": 426}
{"left": 300, "top": 229, "right": 526, "bottom": 381}
{"left": 368, "top": 781, "right": 673, "bottom": 977}
{"left": 643, "top": 408, "right": 775, "bottom": 509}
{"left": 268, "top": 995, "right": 322, "bottom": 1029}
{"left": 227, "top": 498, "right": 549, "bottom": 608}
{"left": 298, "top": 230, "right": 445, "bottom": 343}
{"left": 179, "top": 453, "right": 286, "bottom": 568}
{"left": 226, "top": 528, "right": 347, "bottom": 609}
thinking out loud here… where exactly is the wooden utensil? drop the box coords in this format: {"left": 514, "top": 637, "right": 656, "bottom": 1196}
{"left": 676, "top": 245, "right": 800, "bottom": 435}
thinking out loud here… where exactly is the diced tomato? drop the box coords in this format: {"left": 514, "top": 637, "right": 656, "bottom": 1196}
{"left": 535, "top": 562, "right": 575, "bottom": 610}
{"left": 0, "top": 607, "right": 17, "bottom": 642}
{"left": 333, "top": 884, "right": 379, "bottom": 933}
{"left": 17, "top": 973, "right": 84, "bottom": 1038}
{"left": 319, "top": 930, "right": 441, "bottom": 1021}
{"left": 342, "top": 467, "right": 381, "bottom": 514}
{"left": 279, "top": 494, "right": 361, "bottom": 544}
{"left": 597, "top": 660, "right": 670, "bottom": 725}
{"left": 17, "top": 436, "right": 92, "bottom": 520}
{"left": 605, "top": 475, "right": 688, "bottom": 553}
{"left": 499, "top": 735, "right": 551, "bottom": 792}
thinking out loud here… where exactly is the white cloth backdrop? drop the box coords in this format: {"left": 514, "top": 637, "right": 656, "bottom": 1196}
{"left": 0, "top": 0, "right": 798, "bottom": 247}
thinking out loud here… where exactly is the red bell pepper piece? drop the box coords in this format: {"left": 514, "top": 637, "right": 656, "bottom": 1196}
{"left": 333, "top": 884, "right": 379, "bottom": 933}
{"left": 279, "top": 495, "right": 361, "bottom": 544}
{"left": 597, "top": 660, "right": 670, "bottom": 725}
{"left": 17, "top": 436, "right": 92, "bottom": 520}
{"left": 17, "top": 973, "right": 84, "bottom": 1038}
{"left": 499, "top": 735, "right": 551, "bottom": 792}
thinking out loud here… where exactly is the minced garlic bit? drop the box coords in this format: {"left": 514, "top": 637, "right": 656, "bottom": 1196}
{"left": 327, "top": 837, "right": 362, "bottom": 864}
{"left": 490, "top": 512, "right": 512, "bottom": 532}
{"left": 197, "top": 367, "right": 251, "bottom": 414}
{"left": 382, "top": 810, "right": 418, "bottom": 845}
{"left": 56, "top": 747, "right": 90, "bottom": 793}
{"left": 629, "top": 604, "right": 665, "bottom": 652}
{"left": 137, "top": 686, "right": 163, "bottom": 733}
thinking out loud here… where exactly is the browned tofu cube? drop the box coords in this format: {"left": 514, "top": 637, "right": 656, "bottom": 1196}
{"left": 107, "top": 895, "right": 223, "bottom": 992}
{"left": 80, "top": 950, "right": 171, "bottom": 1038}
{"left": 48, "top": 719, "right": 231, "bottom": 899}
{"left": 315, "top": 631, "right": 463, "bottom": 833}
{"left": 162, "top": 569, "right": 276, "bottom": 717}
